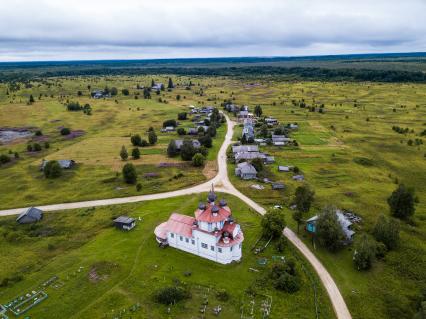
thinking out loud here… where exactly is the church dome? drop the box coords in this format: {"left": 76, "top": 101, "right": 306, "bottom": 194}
{"left": 219, "top": 199, "right": 227, "bottom": 207}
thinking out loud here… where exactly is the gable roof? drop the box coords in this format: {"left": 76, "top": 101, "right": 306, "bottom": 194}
{"left": 232, "top": 145, "right": 259, "bottom": 153}
{"left": 114, "top": 216, "right": 135, "bottom": 224}
{"left": 237, "top": 162, "right": 257, "bottom": 175}
{"left": 16, "top": 207, "right": 43, "bottom": 222}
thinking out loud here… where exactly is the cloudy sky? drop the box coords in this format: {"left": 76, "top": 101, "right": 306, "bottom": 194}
{"left": 0, "top": 0, "right": 425, "bottom": 62}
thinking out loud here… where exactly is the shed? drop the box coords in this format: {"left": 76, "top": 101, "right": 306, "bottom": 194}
{"left": 278, "top": 166, "right": 291, "bottom": 172}
{"left": 271, "top": 182, "right": 285, "bottom": 190}
{"left": 114, "top": 216, "right": 136, "bottom": 231}
{"left": 264, "top": 156, "right": 275, "bottom": 164}
{"left": 293, "top": 175, "right": 305, "bottom": 181}
{"left": 16, "top": 207, "right": 43, "bottom": 224}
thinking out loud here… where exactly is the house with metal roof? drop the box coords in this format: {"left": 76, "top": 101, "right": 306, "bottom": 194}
{"left": 174, "top": 139, "right": 201, "bottom": 151}
{"left": 305, "top": 210, "right": 355, "bottom": 241}
{"left": 232, "top": 145, "right": 259, "bottom": 154}
{"left": 271, "top": 182, "right": 285, "bottom": 190}
{"left": 235, "top": 162, "right": 257, "bottom": 180}
{"left": 16, "top": 207, "right": 43, "bottom": 224}
{"left": 154, "top": 186, "right": 244, "bottom": 264}
{"left": 114, "top": 216, "right": 136, "bottom": 231}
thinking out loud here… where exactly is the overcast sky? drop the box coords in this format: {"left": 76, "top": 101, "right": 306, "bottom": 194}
{"left": 0, "top": 0, "right": 425, "bottom": 62}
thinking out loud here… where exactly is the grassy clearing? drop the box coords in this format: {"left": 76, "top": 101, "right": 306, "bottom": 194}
{"left": 0, "top": 194, "right": 334, "bottom": 319}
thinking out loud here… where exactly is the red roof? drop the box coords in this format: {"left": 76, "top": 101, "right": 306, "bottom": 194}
{"left": 155, "top": 213, "right": 195, "bottom": 239}
{"left": 217, "top": 232, "right": 244, "bottom": 247}
{"left": 195, "top": 203, "right": 231, "bottom": 223}
{"left": 222, "top": 222, "right": 237, "bottom": 235}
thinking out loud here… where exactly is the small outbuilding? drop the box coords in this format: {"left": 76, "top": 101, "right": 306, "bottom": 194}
{"left": 16, "top": 207, "right": 43, "bottom": 224}
{"left": 278, "top": 166, "right": 291, "bottom": 172}
{"left": 114, "top": 216, "right": 136, "bottom": 231}
{"left": 293, "top": 175, "right": 305, "bottom": 181}
{"left": 271, "top": 182, "right": 285, "bottom": 190}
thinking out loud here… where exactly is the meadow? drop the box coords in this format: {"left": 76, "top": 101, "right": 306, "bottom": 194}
{"left": 0, "top": 76, "right": 225, "bottom": 209}
{"left": 0, "top": 194, "right": 334, "bottom": 319}
{"left": 223, "top": 80, "right": 426, "bottom": 319}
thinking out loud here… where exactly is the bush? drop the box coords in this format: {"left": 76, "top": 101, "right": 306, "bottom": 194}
{"left": 177, "top": 128, "right": 186, "bottom": 135}
{"left": 120, "top": 146, "right": 128, "bottom": 161}
{"left": 130, "top": 134, "right": 142, "bottom": 146}
{"left": 177, "top": 112, "right": 187, "bottom": 120}
{"left": 216, "top": 289, "right": 230, "bottom": 302}
{"left": 35, "top": 130, "right": 43, "bottom": 136}
{"left": 274, "top": 272, "right": 300, "bottom": 293}
{"left": 136, "top": 183, "right": 142, "bottom": 191}
{"left": 44, "top": 141, "right": 50, "bottom": 149}
{"left": 148, "top": 130, "right": 157, "bottom": 145}
{"left": 66, "top": 101, "right": 82, "bottom": 111}
{"left": 132, "top": 148, "right": 141, "bottom": 159}
{"left": 388, "top": 184, "right": 416, "bottom": 219}
{"left": 154, "top": 285, "right": 191, "bottom": 305}
{"left": 373, "top": 215, "right": 400, "bottom": 250}
{"left": 163, "top": 119, "right": 177, "bottom": 128}
{"left": 275, "top": 235, "right": 287, "bottom": 252}
{"left": 353, "top": 234, "right": 376, "bottom": 271}
{"left": 44, "top": 160, "right": 62, "bottom": 178}
{"left": 122, "top": 163, "right": 137, "bottom": 184}
{"left": 251, "top": 158, "right": 264, "bottom": 172}
{"left": 60, "top": 127, "right": 71, "bottom": 135}
{"left": 110, "top": 87, "right": 118, "bottom": 96}
{"left": 180, "top": 140, "right": 197, "bottom": 161}
{"left": 33, "top": 143, "right": 42, "bottom": 152}
{"left": 0, "top": 154, "right": 11, "bottom": 164}
{"left": 122, "top": 88, "right": 129, "bottom": 95}
{"left": 198, "top": 134, "right": 212, "bottom": 148}
{"left": 167, "top": 140, "right": 179, "bottom": 157}
{"left": 140, "top": 139, "right": 149, "bottom": 147}
{"left": 192, "top": 153, "right": 205, "bottom": 167}
{"left": 27, "top": 144, "right": 33, "bottom": 152}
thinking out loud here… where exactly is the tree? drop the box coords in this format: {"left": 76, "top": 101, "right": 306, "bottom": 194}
{"left": 251, "top": 158, "right": 264, "bottom": 172}
{"left": 254, "top": 105, "right": 263, "bottom": 117}
{"left": 167, "top": 140, "right": 179, "bottom": 157}
{"left": 260, "top": 124, "right": 269, "bottom": 137}
{"left": 177, "top": 128, "right": 186, "bottom": 135}
{"left": 388, "top": 184, "right": 416, "bottom": 219}
{"left": 33, "top": 143, "right": 42, "bottom": 152}
{"left": 261, "top": 210, "right": 286, "bottom": 239}
{"left": 29, "top": 95, "right": 35, "bottom": 104}
{"left": 148, "top": 130, "right": 157, "bottom": 145}
{"left": 353, "top": 234, "right": 376, "bottom": 271}
{"left": 180, "top": 140, "right": 196, "bottom": 161}
{"left": 130, "top": 134, "right": 142, "bottom": 146}
{"left": 274, "top": 272, "right": 300, "bottom": 293}
{"left": 60, "top": 128, "right": 71, "bottom": 135}
{"left": 316, "top": 206, "right": 344, "bottom": 251}
{"left": 0, "top": 154, "right": 11, "bottom": 164}
{"left": 121, "top": 88, "right": 129, "bottom": 96}
{"left": 294, "top": 185, "right": 314, "bottom": 213}
{"left": 198, "top": 134, "right": 212, "bottom": 148}
{"left": 132, "top": 148, "right": 141, "bottom": 159}
{"left": 143, "top": 87, "right": 151, "bottom": 99}
{"left": 177, "top": 112, "right": 187, "bottom": 120}
{"left": 292, "top": 210, "right": 304, "bottom": 234}
{"left": 44, "top": 160, "right": 62, "bottom": 178}
{"left": 168, "top": 77, "right": 174, "bottom": 89}
{"left": 154, "top": 285, "right": 190, "bottom": 305}
{"left": 207, "top": 126, "right": 216, "bottom": 137}
{"left": 163, "top": 119, "right": 177, "bottom": 128}
{"left": 122, "top": 163, "right": 137, "bottom": 184}
{"left": 77, "top": 90, "right": 82, "bottom": 96}
{"left": 372, "top": 215, "right": 400, "bottom": 250}
{"left": 192, "top": 153, "right": 205, "bottom": 167}
{"left": 120, "top": 146, "right": 128, "bottom": 161}
{"left": 110, "top": 87, "right": 118, "bottom": 96}
{"left": 176, "top": 94, "right": 181, "bottom": 101}
{"left": 151, "top": 79, "right": 155, "bottom": 87}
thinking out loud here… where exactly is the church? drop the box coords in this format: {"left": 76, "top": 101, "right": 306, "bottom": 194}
{"left": 154, "top": 187, "right": 244, "bottom": 264}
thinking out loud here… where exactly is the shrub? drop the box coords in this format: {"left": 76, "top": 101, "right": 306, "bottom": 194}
{"left": 33, "top": 143, "right": 42, "bottom": 152}
{"left": 167, "top": 140, "right": 179, "bottom": 157}
{"left": 192, "top": 153, "right": 205, "bottom": 167}
{"left": 251, "top": 158, "right": 264, "bottom": 172}
{"left": 373, "top": 215, "right": 400, "bottom": 250}
{"left": 353, "top": 234, "right": 376, "bottom": 271}
{"left": 110, "top": 87, "right": 118, "bottom": 96}
{"left": 163, "top": 119, "right": 177, "bottom": 128}
{"left": 154, "top": 285, "right": 191, "bottom": 305}
{"left": 148, "top": 130, "right": 157, "bottom": 145}
{"left": 44, "top": 160, "right": 62, "bottom": 178}
{"left": 180, "top": 140, "right": 197, "bottom": 161}
{"left": 388, "top": 184, "right": 416, "bottom": 220}
{"left": 275, "top": 235, "right": 287, "bottom": 252}
{"left": 122, "top": 163, "right": 137, "bottom": 184}
{"left": 27, "top": 144, "right": 33, "bottom": 152}
{"left": 132, "top": 148, "right": 141, "bottom": 159}
{"left": 274, "top": 272, "right": 300, "bottom": 293}
{"left": 35, "top": 130, "right": 43, "bottom": 136}
{"left": 198, "top": 134, "right": 212, "bottom": 148}
{"left": 216, "top": 289, "right": 230, "bottom": 302}
{"left": 0, "top": 154, "right": 11, "bottom": 164}
{"left": 44, "top": 141, "right": 50, "bottom": 149}
{"left": 130, "top": 134, "right": 142, "bottom": 146}
{"left": 177, "top": 128, "right": 186, "bottom": 135}
{"left": 136, "top": 183, "right": 142, "bottom": 191}
{"left": 122, "top": 88, "right": 129, "bottom": 95}
{"left": 177, "top": 112, "right": 187, "bottom": 120}
{"left": 66, "top": 101, "right": 82, "bottom": 111}
{"left": 60, "top": 128, "right": 71, "bottom": 135}
{"left": 207, "top": 125, "right": 217, "bottom": 137}
{"left": 120, "top": 146, "right": 128, "bottom": 161}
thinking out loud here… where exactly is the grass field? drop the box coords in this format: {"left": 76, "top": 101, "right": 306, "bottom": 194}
{"left": 0, "top": 76, "right": 226, "bottom": 209}
{"left": 0, "top": 194, "right": 334, "bottom": 319}
{"left": 222, "top": 80, "right": 426, "bottom": 319}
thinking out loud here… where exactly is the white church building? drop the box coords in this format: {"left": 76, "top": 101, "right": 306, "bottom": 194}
{"left": 154, "top": 187, "right": 244, "bottom": 264}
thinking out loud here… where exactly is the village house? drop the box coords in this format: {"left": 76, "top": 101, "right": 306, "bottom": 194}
{"left": 16, "top": 207, "right": 43, "bottom": 224}
{"left": 265, "top": 117, "right": 279, "bottom": 126}
{"left": 114, "top": 216, "right": 136, "bottom": 231}
{"left": 278, "top": 165, "right": 292, "bottom": 172}
{"left": 154, "top": 187, "right": 244, "bottom": 264}
{"left": 235, "top": 162, "right": 257, "bottom": 180}
{"left": 188, "top": 128, "right": 198, "bottom": 135}
{"left": 237, "top": 110, "right": 254, "bottom": 122}
{"left": 151, "top": 83, "right": 163, "bottom": 92}
{"left": 242, "top": 120, "right": 255, "bottom": 141}
{"left": 224, "top": 103, "right": 238, "bottom": 113}
{"left": 232, "top": 145, "right": 259, "bottom": 154}
{"left": 161, "top": 126, "right": 175, "bottom": 133}
{"left": 91, "top": 90, "right": 109, "bottom": 99}
{"left": 271, "top": 135, "right": 291, "bottom": 146}
{"left": 306, "top": 210, "right": 355, "bottom": 242}
{"left": 264, "top": 156, "right": 275, "bottom": 164}
{"left": 234, "top": 151, "right": 266, "bottom": 162}
{"left": 293, "top": 175, "right": 305, "bottom": 181}
{"left": 40, "top": 159, "right": 75, "bottom": 171}
{"left": 272, "top": 182, "right": 285, "bottom": 190}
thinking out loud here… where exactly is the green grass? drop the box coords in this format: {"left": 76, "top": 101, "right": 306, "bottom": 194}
{"left": 0, "top": 194, "right": 334, "bottom": 319}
